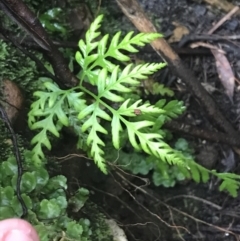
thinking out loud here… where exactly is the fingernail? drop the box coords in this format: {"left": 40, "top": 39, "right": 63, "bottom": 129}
{"left": 4, "top": 229, "right": 34, "bottom": 241}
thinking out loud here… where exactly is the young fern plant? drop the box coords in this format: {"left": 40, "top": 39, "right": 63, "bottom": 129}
{"left": 28, "top": 15, "right": 184, "bottom": 171}
{"left": 28, "top": 15, "right": 240, "bottom": 196}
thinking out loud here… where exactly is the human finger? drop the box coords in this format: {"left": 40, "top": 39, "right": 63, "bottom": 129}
{"left": 0, "top": 218, "right": 39, "bottom": 241}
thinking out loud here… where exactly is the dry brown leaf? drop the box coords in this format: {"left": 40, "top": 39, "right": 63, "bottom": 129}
{"left": 168, "top": 22, "right": 189, "bottom": 43}
{"left": 211, "top": 49, "right": 235, "bottom": 101}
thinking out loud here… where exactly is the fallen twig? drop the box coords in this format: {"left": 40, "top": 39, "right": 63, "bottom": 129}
{"left": 207, "top": 6, "right": 239, "bottom": 34}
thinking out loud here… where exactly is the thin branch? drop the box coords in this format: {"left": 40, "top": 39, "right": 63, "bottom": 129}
{"left": 207, "top": 6, "right": 239, "bottom": 34}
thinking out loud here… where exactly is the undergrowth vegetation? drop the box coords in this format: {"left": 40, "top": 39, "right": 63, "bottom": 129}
{"left": 2, "top": 8, "right": 240, "bottom": 241}
{"left": 0, "top": 148, "right": 110, "bottom": 241}
{"left": 28, "top": 15, "right": 240, "bottom": 196}
{"left": 0, "top": 125, "right": 111, "bottom": 240}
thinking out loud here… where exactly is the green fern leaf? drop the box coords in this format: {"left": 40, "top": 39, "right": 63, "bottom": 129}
{"left": 178, "top": 165, "right": 191, "bottom": 179}
{"left": 97, "top": 63, "right": 166, "bottom": 103}
{"left": 162, "top": 100, "right": 186, "bottom": 118}
{"left": 111, "top": 115, "right": 123, "bottom": 149}
{"left": 180, "top": 160, "right": 211, "bottom": 183}
{"left": 219, "top": 179, "right": 238, "bottom": 197}
{"left": 200, "top": 166, "right": 210, "bottom": 183}
{"left": 78, "top": 102, "right": 110, "bottom": 173}
{"left": 117, "top": 63, "right": 166, "bottom": 87}
{"left": 28, "top": 82, "right": 86, "bottom": 165}
{"left": 76, "top": 15, "right": 164, "bottom": 84}
{"left": 155, "top": 99, "right": 167, "bottom": 108}
{"left": 83, "top": 114, "right": 108, "bottom": 134}
{"left": 66, "top": 92, "right": 86, "bottom": 112}
{"left": 107, "top": 31, "right": 162, "bottom": 61}
{"left": 77, "top": 15, "right": 102, "bottom": 60}
{"left": 85, "top": 15, "right": 103, "bottom": 44}
{"left": 126, "top": 121, "right": 159, "bottom": 151}
{"left": 148, "top": 141, "right": 185, "bottom": 165}
{"left": 119, "top": 99, "right": 165, "bottom": 117}
{"left": 31, "top": 143, "right": 45, "bottom": 166}
{"left": 87, "top": 120, "right": 107, "bottom": 174}
{"left": 152, "top": 83, "right": 174, "bottom": 96}
{"left": 30, "top": 115, "right": 60, "bottom": 137}
{"left": 90, "top": 140, "right": 107, "bottom": 174}
{"left": 217, "top": 172, "right": 240, "bottom": 180}
{"left": 78, "top": 103, "right": 96, "bottom": 120}
{"left": 31, "top": 129, "right": 51, "bottom": 149}
{"left": 189, "top": 164, "right": 201, "bottom": 183}
{"left": 98, "top": 34, "right": 109, "bottom": 56}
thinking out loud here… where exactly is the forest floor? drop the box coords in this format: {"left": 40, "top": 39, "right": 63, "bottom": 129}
{"left": 60, "top": 1, "right": 240, "bottom": 241}
{"left": 3, "top": 0, "right": 240, "bottom": 240}
{"left": 44, "top": 0, "right": 240, "bottom": 240}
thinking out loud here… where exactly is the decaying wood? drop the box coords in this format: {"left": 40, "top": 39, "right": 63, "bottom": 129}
{"left": 116, "top": 0, "right": 240, "bottom": 147}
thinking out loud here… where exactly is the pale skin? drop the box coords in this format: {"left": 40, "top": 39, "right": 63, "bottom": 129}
{"left": 0, "top": 219, "right": 39, "bottom": 241}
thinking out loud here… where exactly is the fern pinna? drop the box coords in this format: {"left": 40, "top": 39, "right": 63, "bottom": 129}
{"left": 28, "top": 15, "right": 240, "bottom": 196}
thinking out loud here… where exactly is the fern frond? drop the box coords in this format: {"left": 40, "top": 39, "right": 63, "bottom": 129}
{"left": 155, "top": 99, "right": 186, "bottom": 121}
{"left": 214, "top": 172, "right": 240, "bottom": 197}
{"left": 186, "top": 160, "right": 240, "bottom": 197}
{"left": 95, "top": 63, "right": 166, "bottom": 102}
{"left": 106, "top": 31, "right": 162, "bottom": 62}
{"left": 118, "top": 99, "right": 165, "bottom": 117}
{"left": 219, "top": 179, "right": 239, "bottom": 197}
{"left": 75, "top": 15, "right": 164, "bottom": 84}
{"left": 152, "top": 83, "right": 174, "bottom": 96}
{"left": 85, "top": 14, "right": 103, "bottom": 44}
{"left": 88, "top": 124, "right": 107, "bottom": 174}
{"left": 27, "top": 14, "right": 240, "bottom": 197}
{"left": 184, "top": 161, "right": 210, "bottom": 183}
{"left": 78, "top": 102, "right": 110, "bottom": 174}
{"left": 107, "top": 98, "right": 185, "bottom": 166}
{"left": 128, "top": 126, "right": 186, "bottom": 166}
{"left": 28, "top": 82, "right": 86, "bottom": 165}
{"left": 176, "top": 159, "right": 240, "bottom": 197}
{"left": 78, "top": 58, "right": 180, "bottom": 168}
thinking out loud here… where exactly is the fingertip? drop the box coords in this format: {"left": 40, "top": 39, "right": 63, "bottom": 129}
{"left": 4, "top": 229, "right": 35, "bottom": 241}
{"left": 0, "top": 218, "right": 39, "bottom": 241}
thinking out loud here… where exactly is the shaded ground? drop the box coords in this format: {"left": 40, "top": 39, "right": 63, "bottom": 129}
{"left": 3, "top": 0, "right": 240, "bottom": 240}
{"left": 57, "top": 1, "right": 240, "bottom": 241}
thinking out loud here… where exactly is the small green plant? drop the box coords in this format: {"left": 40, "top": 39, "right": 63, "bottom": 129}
{"left": 28, "top": 14, "right": 185, "bottom": 171}
{"left": 0, "top": 150, "right": 94, "bottom": 241}
{"left": 105, "top": 138, "right": 192, "bottom": 188}
{"left": 40, "top": 8, "right": 67, "bottom": 36}
{"left": 28, "top": 15, "right": 240, "bottom": 197}
{"left": 152, "top": 138, "right": 193, "bottom": 187}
